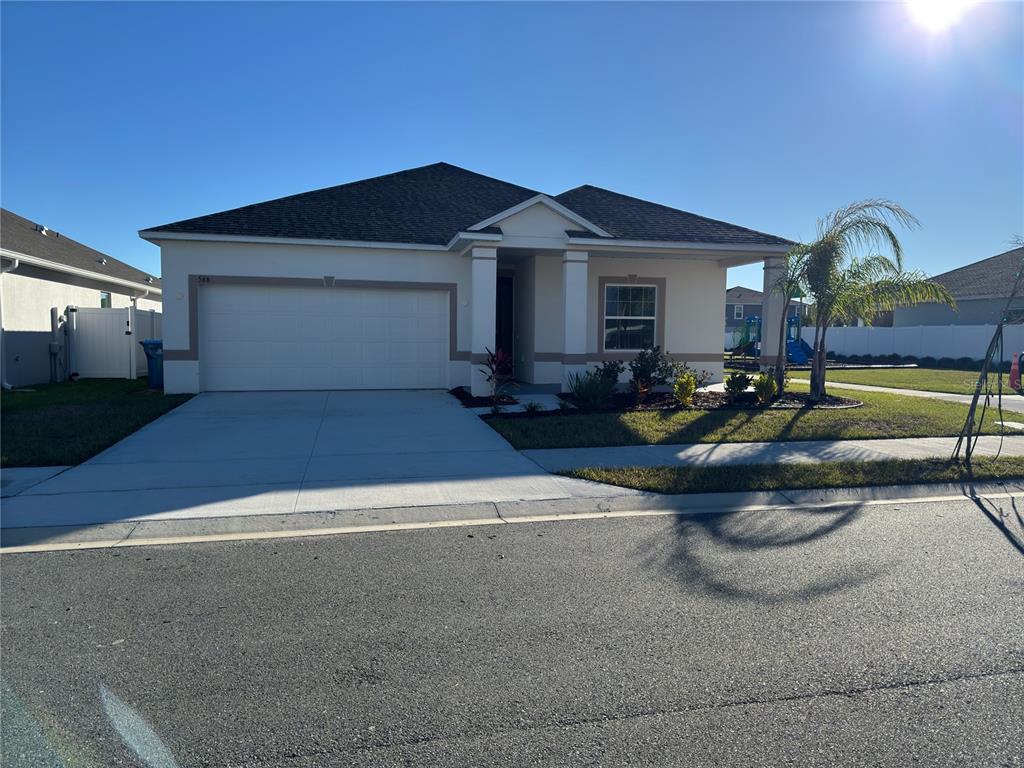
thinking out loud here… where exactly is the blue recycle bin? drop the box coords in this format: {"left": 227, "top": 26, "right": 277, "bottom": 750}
{"left": 139, "top": 339, "right": 164, "bottom": 389}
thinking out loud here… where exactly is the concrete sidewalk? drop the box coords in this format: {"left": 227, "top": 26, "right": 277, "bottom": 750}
{"left": 523, "top": 435, "right": 1024, "bottom": 472}
{"left": 788, "top": 378, "right": 1024, "bottom": 414}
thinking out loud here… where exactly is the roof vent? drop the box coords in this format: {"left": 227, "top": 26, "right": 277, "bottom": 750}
{"left": 97, "top": 257, "right": 107, "bottom": 266}
{"left": 145, "top": 276, "right": 154, "bottom": 284}
{"left": 35, "top": 224, "right": 58, "bottom": 238}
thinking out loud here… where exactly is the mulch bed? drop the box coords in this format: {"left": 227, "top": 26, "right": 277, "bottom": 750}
{"left": 561, "top": 390, "right": 860, "bottom": 411}
{"left": 449, "top": 387, "right": 517, "bottom": 408}
{"left": 484, "top": 389, "right": 860, "bottom": 419}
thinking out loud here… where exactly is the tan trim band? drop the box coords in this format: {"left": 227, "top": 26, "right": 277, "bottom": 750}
{"left": 163, "top": 274, "right": 470, "bottom": 362}
{"left": 533, "top": 352, "right": 723, "bottom": 365}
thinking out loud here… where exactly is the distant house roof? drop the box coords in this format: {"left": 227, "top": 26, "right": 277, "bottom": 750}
{"left": 929, "top": 246, "right": 1024, "bottom": 299}
{"left": 142, "top": 162, "right": 793, "bottom": 249}
{"left": 1, "top": 209, "right": 160, "bottom": 288}
{"left": 726, "top": 285, "right": 764, "bottom": 302}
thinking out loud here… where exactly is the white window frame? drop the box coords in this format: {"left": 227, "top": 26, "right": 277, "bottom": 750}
{"left": 100, "top": 290, "right": 112, "bottom": 309}
{"left": 733, "top": 304, "right": 744, "bottom": 320}
{"left": 603, "top": 283, "right": 658, "bottom": 352}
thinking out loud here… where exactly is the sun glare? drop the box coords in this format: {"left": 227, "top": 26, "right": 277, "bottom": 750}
{"left": 906, "top": 0, "right": 978, "bottom": 33}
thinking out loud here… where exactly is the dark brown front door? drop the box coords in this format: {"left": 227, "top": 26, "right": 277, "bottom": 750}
{"left": 495, "top": 274, "right": 515, "bottom": 376}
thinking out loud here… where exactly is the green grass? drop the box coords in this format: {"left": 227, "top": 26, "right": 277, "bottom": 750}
{"left": 563, "top": 456, "right": 1024, "bottom": 495}
{"left": 787, "top": 367, "right": 990, "bottom": 395}
{"left": 488, "top": 383, "right": 997, "bottom": 450}
{"left": 1, "top": 378, "right": 191, "bottom": 467}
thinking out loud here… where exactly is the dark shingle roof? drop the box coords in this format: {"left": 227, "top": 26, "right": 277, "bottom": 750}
{"left": 1, "top": 209, "right": 160, "bottom": 287}
{"left": 929, "top": 247, "right": 1024, "bottom": 299}
{"left": 554, "top": 185, "right": 793, "bottom": 247}
{"left": 144, "top": 162, "right": 792, "bottom": 249}
{"left": 726, "top": 285, "right": 764, "bottom": 301}
{"left": 145, "top": 163, "right": 541, "bottom": 246}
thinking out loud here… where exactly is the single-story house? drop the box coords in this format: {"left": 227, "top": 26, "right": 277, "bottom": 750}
{"left": 725, "top": 285, "right": 805, "bottom": 331}
{"left": 140, "top": 162, "right": 793, "bottom": 395}
{"left": 894, "top": 246, "right": 1024, "bottom": 326}
{"left": 1, "top": 208, "right": 162, "bottom": 387}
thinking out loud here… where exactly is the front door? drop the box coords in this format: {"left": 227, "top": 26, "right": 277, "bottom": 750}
{"left": 495, "top": 274, "right": 515, "bottom": 377}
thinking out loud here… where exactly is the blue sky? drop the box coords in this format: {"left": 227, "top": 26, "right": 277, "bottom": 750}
{"left": 2, "top": 1, "right": 1021, "bottom": 289}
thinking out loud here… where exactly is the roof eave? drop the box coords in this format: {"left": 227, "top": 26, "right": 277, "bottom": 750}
{"left": 0, "top": 247, "right": 161, "bottom": 295}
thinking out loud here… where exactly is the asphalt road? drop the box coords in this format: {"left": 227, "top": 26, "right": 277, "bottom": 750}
{"left": 2, "top": 497, "right": 1023, "bottom": 767}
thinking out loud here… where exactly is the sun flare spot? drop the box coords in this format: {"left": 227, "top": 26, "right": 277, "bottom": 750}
{"left": 906, "top": 0, "right": 978, "bottom": 33}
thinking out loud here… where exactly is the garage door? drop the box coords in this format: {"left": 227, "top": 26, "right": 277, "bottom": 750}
{"left": 199, "top": 283, "right": 449, "bottom": 391}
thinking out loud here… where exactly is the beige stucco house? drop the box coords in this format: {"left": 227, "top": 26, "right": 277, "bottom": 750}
{"left": 141, "top": 163, "right": 792, "bottom": 396}
{"left": 1, "top": 209, "right": 162, "bottom": 387}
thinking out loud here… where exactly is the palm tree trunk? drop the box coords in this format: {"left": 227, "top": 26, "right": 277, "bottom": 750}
{"left": 809, "top": 319, "right": 823, "bottom": 400}
{"left": 815, "top": 326, "right": 830, "bottom": 399}
{"left": 774, "top": 307, "right": 789, "bottom": 396}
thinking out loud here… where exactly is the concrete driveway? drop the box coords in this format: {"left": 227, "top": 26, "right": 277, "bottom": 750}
{"left": 1, "top": 391, "right": 614, "bottom": 529}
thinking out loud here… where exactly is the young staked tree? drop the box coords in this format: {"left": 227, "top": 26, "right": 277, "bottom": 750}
{"left": 798, "top": 200, "right": 955, "bottom": 401}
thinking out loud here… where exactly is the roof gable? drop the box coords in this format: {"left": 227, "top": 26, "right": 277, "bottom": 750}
{"left": 1, "top": 209, "right": 159, "bottom": 287}
{"left": 466, "top": 194, "right": 610, "bottom": 237}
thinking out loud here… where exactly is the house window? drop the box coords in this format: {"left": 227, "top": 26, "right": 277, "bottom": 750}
{"left": 604, "top": 284, "right": 657, "bottom": 351}
{"left": 100, "top": 291, "right": 112, "bottom": 309}
{"left": 733, "top": 304, "right": 744, "bottom": 320}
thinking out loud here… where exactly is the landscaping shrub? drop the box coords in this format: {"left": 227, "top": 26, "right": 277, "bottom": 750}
{"left": 919, "top": 356, "right": 938, "bottom": 368}
{"left": 937, "top": 357, "right": 957, "bottom": 369}
{"left": 523, "top": 401, "right": 544, "bottom": 413}
{"left": 567, "top": 369, "right": 618, "bottom": 410}
{"left": 672, "top": 369, "right": 698, "bottom": 407}
{"left": 628, "top": 346, "right": 675, "bottom": 402}
{"left": 753, "top": 371, "right": 777, "bottom": 404}
{"left": 595, "top": 359, "right": 625, "bottom": 384}
{"left": 956, "top": 356, "right": 977, "bottom": 370}
{"left": 724, "top": 371, "right": 752, "bottom": 402}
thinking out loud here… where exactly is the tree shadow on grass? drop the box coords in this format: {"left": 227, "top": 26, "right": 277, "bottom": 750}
{"left": 639, "top": 503, "right": 887, "bottom": 604}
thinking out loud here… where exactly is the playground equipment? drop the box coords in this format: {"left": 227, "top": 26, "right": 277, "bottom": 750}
{"left": 730, "top": 316, "right": 761, "bottom": 357}
{"left": 785, "top": 315, "right": 814, "bottom": 364}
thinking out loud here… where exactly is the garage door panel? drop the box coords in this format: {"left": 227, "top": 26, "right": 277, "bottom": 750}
{"left": 199, "top": 284, "right": 450, "bottom": 391}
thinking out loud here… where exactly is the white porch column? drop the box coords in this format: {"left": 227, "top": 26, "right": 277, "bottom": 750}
{"left": 470, "top": 246, "right": 498, "bottom": 397}
{"left": 760, "top": 254, "right": 786, "bottom": 369}
{"left": 561, "top": 250, "right": 589, "bottom": 392}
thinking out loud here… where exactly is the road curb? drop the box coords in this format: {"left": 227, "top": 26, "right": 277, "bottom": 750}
{"left": 2, "top": 480, "right": 1021, "bottom": 554}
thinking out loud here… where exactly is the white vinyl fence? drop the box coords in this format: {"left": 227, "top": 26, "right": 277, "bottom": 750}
{"left": 800, "top": 323, "right": 1024, "bottom": 362}
{"left": 68, "top": 306, "right": 162, "bottom": 380}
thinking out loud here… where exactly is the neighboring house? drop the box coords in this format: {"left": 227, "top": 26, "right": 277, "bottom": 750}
{"left": 725, "top": 286, "right": 804, "bottom": 331}
{"left": 894, "top": 246, "right": 1024, "bottom": 326}
{"left": 140, "top": 162, "right": 792, "bottom": 395}
{"left": 1, "top": 209, "right": 162, "bottom": 387}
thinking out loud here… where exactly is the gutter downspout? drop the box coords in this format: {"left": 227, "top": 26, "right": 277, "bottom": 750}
{"left": 1, "top": 258, "right": 21, "bottom": 390}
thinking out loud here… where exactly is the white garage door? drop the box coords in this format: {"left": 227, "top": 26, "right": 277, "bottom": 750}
{"left": 199, "top": 283, "right": 449, "bottom": 391}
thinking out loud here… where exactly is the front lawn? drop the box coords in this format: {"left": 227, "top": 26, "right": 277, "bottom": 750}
{"left": 563, "top": 457, "right": 1024, "bottom": 494}
{"left": 1, "top": 378, "right": 191, "bottom": 467}
{"left": 488, "top": 384, "right": 995, "bottom": 450}
{"left": 788, "top": 367, "right": 990, "bottom": 395}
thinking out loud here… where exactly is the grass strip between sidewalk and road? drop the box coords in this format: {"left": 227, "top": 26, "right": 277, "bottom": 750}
{"left": 787, "top": 367, "right": 990, "bottom": 395}
{"left": 562, "top": 456, "right": 1024, "bottom": 495}
{"left": 1, "top": 378, "right": 191, "bottom": 467}
{"left": 489, "top": 383, "right": 998, "bottom": 450}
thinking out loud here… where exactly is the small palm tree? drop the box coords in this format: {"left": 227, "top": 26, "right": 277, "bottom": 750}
{"left": 769, "top": 248, "right": 809, "bottom": 395}
{"left": 794, "top": 200, "right": 955, "bottom": 401}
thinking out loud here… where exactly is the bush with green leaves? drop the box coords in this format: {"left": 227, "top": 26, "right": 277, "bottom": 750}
{"left": 523, "top": 400, "right": 544, "bottom": 413}
{"left": 628, "top": 346, "right": 675, "bottom": 401}
{"left": 595, "top": 359, "right": 625, "bottom": 383}
{"left": 724, "top": 370, "right": 752, "bottom": 401}
{"left": 567, "top": 368, "right": 618, "bottom": 410}
{"left": 672, "top": 369, "right": 698, "bottom": 406}
{"left": 753, "top": 371, "right": 777, "bottom": 404}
